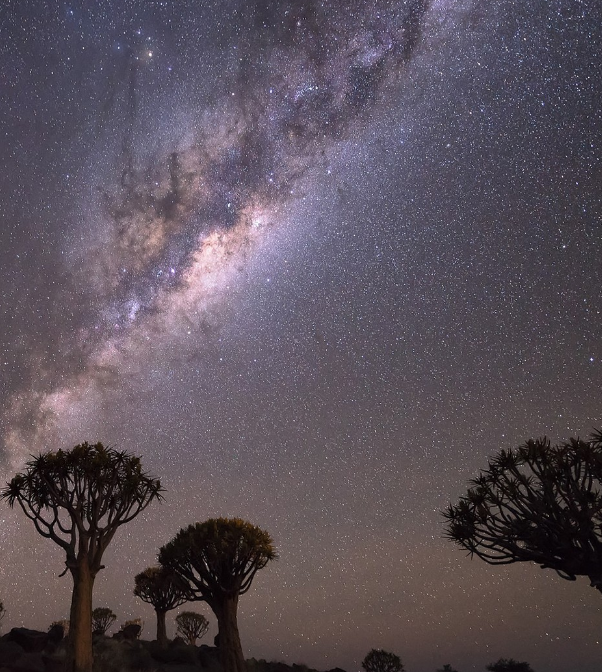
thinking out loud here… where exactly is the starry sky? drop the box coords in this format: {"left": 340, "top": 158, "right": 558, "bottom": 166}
{"left": 0, "top": 1, "right": 601, "bottom": 670}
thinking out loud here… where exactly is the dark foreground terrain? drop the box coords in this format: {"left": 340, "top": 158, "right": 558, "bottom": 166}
{"left": 0, "top": 627, "right": 348, "bottom": 672}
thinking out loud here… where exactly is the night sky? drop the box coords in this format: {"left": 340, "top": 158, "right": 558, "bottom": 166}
{"left": 1, "top": 1, "right": 601, "bottom": 671}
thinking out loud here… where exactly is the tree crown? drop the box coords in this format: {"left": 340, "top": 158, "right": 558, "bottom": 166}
{"left": 362, "top": 649, "right": 404, "bottom": 672}
{"left": 1, "top": 442, "right": 163, "bottom": 572}
{"left": 158, "top": 517, "right": 276, "bottom": 602}
{"left": 443, "top": 432, "right": 602, "bottom": 587}
{"left": 175, "top": 611, "right": 209, "bottom": 645}
{"left": 134, "top": 565, "right": 191, "bottom": 611}
{"left": 92, "top": 607, "right": 116, "bottom": 635}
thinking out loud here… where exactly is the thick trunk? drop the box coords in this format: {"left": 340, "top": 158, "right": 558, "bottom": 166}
{"left": 68, "top": 563, "right": 95, "bottom": 672}
{"left": 156, "top": 609, "right": 168, "bottom": 647}
{"left": 215, "top": 596, "right": 246, "bottom": 672}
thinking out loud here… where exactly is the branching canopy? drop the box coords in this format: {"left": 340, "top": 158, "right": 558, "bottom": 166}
{"left": 92, "top": 607, "right": 116, "bottom": 635}
{"left": 158, "top": 517, "right": 276, "bottom": 605}
{"left": 134, "top": 566, "right": 191, "bottom": 612}
{"left": 175, "top": 611, "right": 209, "bottom": 645}
{"left": 443, "top": 432, "right": 602, "bottom": 590}
{"left": 362, "top": 649, "right": 405, "bottom": 672}
{"left": 1, "top": 442, "right": 163, "bottom": 574}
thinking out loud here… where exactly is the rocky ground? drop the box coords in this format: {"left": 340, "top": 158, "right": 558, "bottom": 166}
{"left": 0, "top": 627, "right": 348, "bottom": 672}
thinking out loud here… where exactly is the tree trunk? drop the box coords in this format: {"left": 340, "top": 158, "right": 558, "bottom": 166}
{"left": 68, "top": 562, "right": 95, "bottom": 672}
{"left": 215, "top": 596, "right": 246, "bottom": 672}
{"left": 156, "top": 609, "right": 168, "bottom": 647}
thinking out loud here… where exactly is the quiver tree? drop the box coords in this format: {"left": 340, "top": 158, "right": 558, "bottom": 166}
{"left": 1, "top": 442, "right": 163, "bottom": 672}
{"left": 443, "top": 432, "right": 602, "bottom": 592}
{"left": 92, "top": 607, "right": 116, "bottom": 636}
{"left": 134, "top": 566, "right": 191, "bottom": 646}
{"left": 175, "top": 610, "right": 210, "bottom": 645}
{"left": 159, "top": 517, "right": 276, "bottom": 672}
{"left": 362, "top": 649, "right": 405, "bottom": 672}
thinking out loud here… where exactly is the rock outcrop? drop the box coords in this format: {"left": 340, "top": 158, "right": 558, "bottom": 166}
{"left": 0, "top": 628, "right": 348, "bottom": 672}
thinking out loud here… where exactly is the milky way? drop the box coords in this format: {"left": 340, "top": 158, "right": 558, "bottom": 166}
{"left": 1, "top": 1, "right": 602, "bottom": 671}
{"left": 2, "top": 0, "right": 433, "bottom": 469}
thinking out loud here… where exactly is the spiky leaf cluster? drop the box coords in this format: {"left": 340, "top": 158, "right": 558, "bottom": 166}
{"left": 1, "top": 442, "right": 163, "bottom": 571}
{"left": 443, "top": 432, "right": 602, "bottom": 588}
{"left": 159, "top": 517, "right": 277, "bottom": 605}
{"left": 134, "top": 566, "right": 191, "bottom": 612}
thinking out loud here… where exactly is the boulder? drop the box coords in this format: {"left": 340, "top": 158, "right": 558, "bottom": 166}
{"left": 41, "top": 653, "right": 66, "bottom": 672}
{"left": 0, "top": 640, "right": 25, "bottom": 662}
{"left": 93, "top": 638, "right": 155, "bottom": 672}
{"left": 46, "top": 624, "right": 64, "bottom": 645}
{"left": 197, "top": 644, "right": 220, "bottom": 669}
{"left": 10, "top": 652, "right": 45, "bottom": 672}
{"left": 113, "top": 623, "right": 141, "bottom": 641}
{"left": 5, "top": 630, "right": 47, "bottom": 654}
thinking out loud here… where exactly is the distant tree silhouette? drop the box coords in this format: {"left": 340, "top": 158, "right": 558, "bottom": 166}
{"left": 175, "top": 610, "right": 210, "bottom": 645}
{"left": 486, "top": 659, "right": 534, "bottom": 672}
{"left": 437, "top": 665, "right": 459, "bottom": 672}
{"left": 362, "top": 649, "right": 405, "bottom": 672}
{"left": 134, "top": 566, "right": 190, "bottom": 646}
{"left": 1, "top": 442, "right": 162, "bottom": 672}
{"left": 92, "top": 607, "right": 116, "bottom": 635}
{"left": 443, "top": 432, "right": 602, "bottom": 592}
{"left": 159, "top": 517, "right": 276, "bottom": 672}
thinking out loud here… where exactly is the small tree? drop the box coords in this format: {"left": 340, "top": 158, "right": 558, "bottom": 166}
{"left": 92, "top": 607, "right": 116, "bottom": 635}
{"left": 175, "top": 611, "right": 210, "bottom": 645}
{"left": 1, "top": 442, "right": 163, "bottom": 672}
{"left": 487, "top": 659, "right": 534, "bottom": 672}
{"left": 134, "top": 566, "right": 190, "bottom": 646}
{"left": 362, "top": 649, "right": 404, "bottom": 672}
{"left": 437, "top": 665, "right": 459, "bottom": 672}
{"left": 443, "top": 433, "right": 602, "bottom": 592}
{"left": 159, "top": 518, "right": 276, "bottom": 672}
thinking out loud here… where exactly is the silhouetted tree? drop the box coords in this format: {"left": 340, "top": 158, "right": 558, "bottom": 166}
{"left": 92, "top": 607, "right": 116, "bottom": 635}
{"left": 487, "top": 659, "right": 534, "bottom": 672}
{"left": 1, "top": 442, "right": 163, "bottom": 672}
{"left": 0, "top": 599, "right": 5, "bottom": 632}
{"left": 159, "top": 517, "right": 276, "bottom": 672}
{"left": 443, "top": 433, "right": 602, "bottom": 592}
{"left": 134, "top": 566, "right": 190, "bottom": 646}
{"left": 175, "top": 610, "right": 210, "bottom": 645}
{"left": 362, "top": 649, "right": 404, "bottom": 672}
{"left": 437, "top": 665, "right": 459, "bottom": 672}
